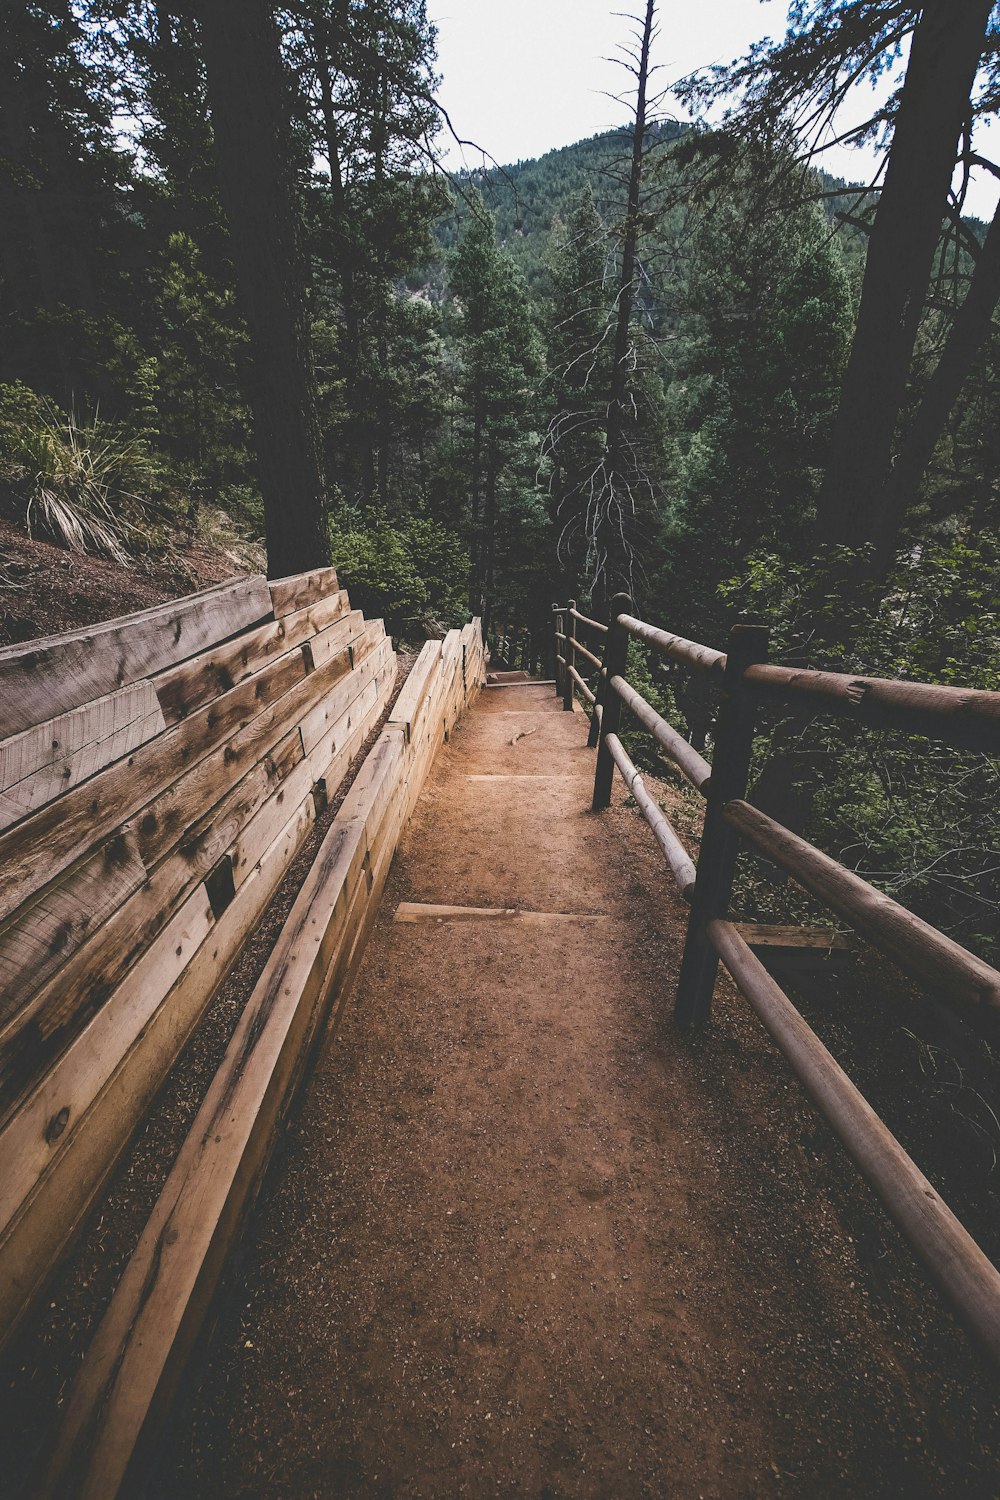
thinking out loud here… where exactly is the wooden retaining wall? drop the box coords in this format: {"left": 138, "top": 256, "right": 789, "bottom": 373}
{"left": 37, "top": 622, "right": 486, "bottom": 1499}
{"left": 0, "top": 567, "right": 471, "bottom": 1358}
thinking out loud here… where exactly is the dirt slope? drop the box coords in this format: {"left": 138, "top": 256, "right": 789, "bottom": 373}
{"left": 154, "top": 683, "right": 998, "bottom": 1499}
{"left": 0, "top": 518, "right": 246, "bottom": 647}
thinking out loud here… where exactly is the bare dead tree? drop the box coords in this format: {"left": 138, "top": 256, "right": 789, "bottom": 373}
{"left": 540, "top": 0, "right": 672, "bottom": 612}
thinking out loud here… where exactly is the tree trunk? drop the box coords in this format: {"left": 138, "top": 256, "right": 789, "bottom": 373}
{"left": 199, "top": 0, "right": 330, "bottom": 577}
{"left": 312, "top": 14, "right": 372, "bottom": 507}
{"left": 871, "top": 199, "right": 1000, "bottom": 576}
{"left": 814, "top": 0, "right": 992, "bottom": 551}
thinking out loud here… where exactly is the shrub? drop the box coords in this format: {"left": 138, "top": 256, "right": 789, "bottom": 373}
{"left": 329, "top": 508, "right": 470, "bottom": 636}
{"left": 0, "top": 388, "right": 159, "bottom": 563}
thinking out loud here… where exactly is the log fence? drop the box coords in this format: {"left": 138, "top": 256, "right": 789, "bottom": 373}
{"left": 553, "top": 601, "right": 608, "bottom": 746}
{"left": 490, "top": 621, "right": 542, "bottom": 676}
{"left": 555, "top": 593, "right": 1000, "bottom": 1368}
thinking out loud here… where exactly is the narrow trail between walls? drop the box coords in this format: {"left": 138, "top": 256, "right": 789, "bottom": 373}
{"left": 155, "top": 683, "right": 998, "bottom": 1499}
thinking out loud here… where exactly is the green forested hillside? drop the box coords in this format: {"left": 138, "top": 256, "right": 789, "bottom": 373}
{"left": 427, "top": 120, "right": 687, "bottom": 287}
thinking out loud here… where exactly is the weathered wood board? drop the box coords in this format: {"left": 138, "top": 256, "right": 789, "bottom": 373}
{"left": 0, "top": 682, "right": 166, "bottom": 828}
{"left": 0, "top": 576, "right": 273, "bottom": 739}
{"left": 268, "top": 566, "right": 340, "bottom": 618}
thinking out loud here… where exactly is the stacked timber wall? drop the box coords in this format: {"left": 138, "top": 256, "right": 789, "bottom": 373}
{"left": 38, "top": 622, "right": 487, "bottom": 1499}
{"left": 0, "top": 568, "right": 478, "bottom": 1355}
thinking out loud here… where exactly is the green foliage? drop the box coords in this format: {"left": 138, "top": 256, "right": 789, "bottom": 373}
{"left": 449, "top": 200, "right": 549, "bottom": 622}
{"left": 1, "top": 395, "right": 159, "bottom": 564}
{"left": 656, "top": 179, "right": 853, "bottom": 647}
{"left": 721, "top": 538, "right": 1000, "bottom": 961}
{"left": 329, "top": 507, "right": 469, "bottom": 635}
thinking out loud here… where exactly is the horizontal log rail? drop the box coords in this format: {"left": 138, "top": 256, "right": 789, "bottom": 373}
{"left": 568, "top": 607, "right": 608, "bottom": 635}
{"left": 744, "top": 662, "right": 1000, "bottom": 754}
{"left": 724, "top": 800, "right": 1000, "bottom": 1044}
{"left": 609, "top": 674, "right": 712, "bottom": 794}
{"left": 552, "top": 592, "right": 1000, "bottom": 1367}
{"left": 604, "top": 733, "right": 697, "bottom": 899}
{"left": 707, "top": 919, "right": 1000, "bottom": 1366}
{"left": 574, "top": 638, "right": 603, "bottom": 672}
{"left": 567, "top": 664, "right": 596, "bottom": 704}
{"left": 618, "top": 614, "right": 726, "bottom": 676}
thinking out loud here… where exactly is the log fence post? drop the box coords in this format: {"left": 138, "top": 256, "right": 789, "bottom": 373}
{"left": 588, "top": 608, "right": 608, "bottom": 749}
{"left": 674, "top": 622, "right": 769, "bottom": 1030}
{"left": 553, "top": 605, "right": 563, "bottom": 695}
{"left": 563, "top": 599, "right": 577, "bottom": 712}
{"left": 592, "top": 593, "right": 633, "bottom": 808}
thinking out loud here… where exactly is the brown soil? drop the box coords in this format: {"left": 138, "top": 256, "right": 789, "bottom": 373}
{"left": 0, "top": 518, "right": 245, "bottom": 647}
{"left": 144, "top": 684, "right": 998, "bottom": 1499}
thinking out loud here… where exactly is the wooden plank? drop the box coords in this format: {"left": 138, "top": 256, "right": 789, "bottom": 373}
{"left": 0, "top": 683, "right": 163, "bottom": 798}
{"left": 153, "top": 591, "right": 351, "bottom": 725}
{"left": 268, "top": 566, "right": 340, "bottom": 617}
{"left": 307, "top": 610, "right": 367, "bottom": 671}
{"left": 348, "top": 619, "right": 386, "bottom": 672}
{"left": 0, "top": 885, "right": 217, "bottom": 1245}
{"left": 0, "top": 702, "right": 166, "bottom": 834}
{"left": 298, "top": 639, "right": 394, "bottom": 755}
{"left": 387, "top": 642, "right": 441, "bottom": 741}
{"left": 0, "top": 646, "right": 309, "bottom": 930}
{"left": 393, "top": 902, "right": 608, "bottom": 924}
{"left": 0, "top": 577, "right": 272, "bottom": 739}
{"left": 134, "top": 720, "right": 305, "bottom": 870}
{"left": 733, "top": 924, "right": 851, "bottom": 950}
{"left": 0, "top": 832, "right": 147, "bottom": 1026}
{"left": 0, "top": 797, "right": 315, "bottom": 1355}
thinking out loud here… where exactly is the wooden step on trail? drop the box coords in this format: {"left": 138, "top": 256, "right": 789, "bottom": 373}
{"left": 393, "top": 902, "right": 609, "bottom": 924}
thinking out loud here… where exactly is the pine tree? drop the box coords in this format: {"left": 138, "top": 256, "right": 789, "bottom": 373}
{"left": 292, "top": 0, "right": 442, "bottom": 509}
{"left": 449, "top": 203, "right": 543, "bottom": 619}
{"left": 0, "top": 1, "right": 137, "bottom": 406}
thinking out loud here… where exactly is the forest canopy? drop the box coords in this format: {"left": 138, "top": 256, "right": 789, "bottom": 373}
{"left": 1, "top": 0, "right": 999, "bottom": 960}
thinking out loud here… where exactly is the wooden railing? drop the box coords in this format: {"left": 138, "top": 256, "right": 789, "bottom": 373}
{"left": 490, "top": 621, "right": 543, "bottom": 676}
{"left": 554, "top": 593, "right": 1000, "bottom": 1368}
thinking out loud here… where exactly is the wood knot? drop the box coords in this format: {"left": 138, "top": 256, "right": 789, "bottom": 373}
{"left": 45, "top": 1107, "right": 70, "bottom": 1144}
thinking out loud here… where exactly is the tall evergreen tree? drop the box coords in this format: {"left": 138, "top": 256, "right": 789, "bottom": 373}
{"left": 449, "top": 203, "right": 543, "bottom": 618}
{"left": 0, "top": 2, "right": 137, "bottom": 406}
{"left": 291, "top": 0, "right": 442, "bottom": 509}
{"left": 679, "top": 0, "right": 1000, "bottom": 575}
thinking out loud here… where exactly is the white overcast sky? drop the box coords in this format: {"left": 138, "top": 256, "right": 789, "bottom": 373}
{"left": 431, "top": 0, "right": 1000, "bottom": 220}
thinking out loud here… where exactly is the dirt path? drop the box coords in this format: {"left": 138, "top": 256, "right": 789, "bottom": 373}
{"left": 157, "top": 683, "right": 998, "bottom": 1499}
